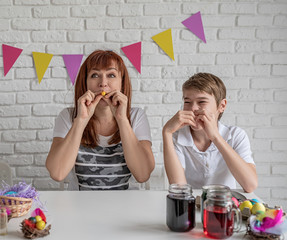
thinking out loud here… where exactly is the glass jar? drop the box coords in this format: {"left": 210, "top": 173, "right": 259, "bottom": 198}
{"left": 201, "top": 184, "right": 230, "bottom": 223}
{"left": 0, "top": 208, "right": 8, "bottom": 235}
{"left": 166, "top": 184, "right": 195, "bottom": 232}
{"left": 203, "top": 189, "right": 241, "bottom": 239}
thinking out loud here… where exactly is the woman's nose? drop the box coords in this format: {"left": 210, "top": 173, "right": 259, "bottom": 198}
{"left": 99, "top": 77, "right": 108, "bottom": 87}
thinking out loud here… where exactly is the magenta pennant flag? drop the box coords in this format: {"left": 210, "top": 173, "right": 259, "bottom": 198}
{"left": 181, "top": 11, "right": 206, "bottom": 43}
{"left": 2, "top": 44, "right": 23, "bottom": 76}
{"left": 62, "top": 54, "right": 84, "bottom": 85}
{"left": 121, "top": 42, "right": 142, "bottom": 74}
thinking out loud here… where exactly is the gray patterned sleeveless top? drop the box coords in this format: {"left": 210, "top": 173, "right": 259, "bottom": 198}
{"left": 75, "top": 143, "right": 132, "bottom": 190}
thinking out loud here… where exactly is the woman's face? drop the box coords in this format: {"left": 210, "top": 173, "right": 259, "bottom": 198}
{"left": 86, "top": 61, "right": 122, "bottom": 95}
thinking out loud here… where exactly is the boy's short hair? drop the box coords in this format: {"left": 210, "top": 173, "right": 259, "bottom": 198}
{"left": 182, "top": 73, "right": 226, "bottom": 120}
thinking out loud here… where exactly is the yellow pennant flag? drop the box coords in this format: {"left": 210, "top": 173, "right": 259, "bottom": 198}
{"left": 152, "top": 28, "right": 174, "bottom": 61}
{"left": 32, "top": 52, "right": 53, "bottom": 83}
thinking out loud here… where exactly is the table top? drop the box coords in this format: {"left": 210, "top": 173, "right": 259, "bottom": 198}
{"left": 4, "top": 190, "right": 283, "bottom": 240}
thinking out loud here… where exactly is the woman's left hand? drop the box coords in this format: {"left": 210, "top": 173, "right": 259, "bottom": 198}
{"left": 102, "top": 90, "right": 128, "bottom": 122}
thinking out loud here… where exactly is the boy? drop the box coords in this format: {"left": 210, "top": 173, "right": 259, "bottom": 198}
{"left": 163, "top": 73, "right": 257, "bottom": 193}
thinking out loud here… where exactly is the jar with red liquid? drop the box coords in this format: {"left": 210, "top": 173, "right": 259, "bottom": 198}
{"left": 166, "top": 184, "right": 195, "bottom": 232}
{"left": 203, "top": 189, "right": 241, "bottom": 239}
{"left": 201, "top": 184, "right": 230, "bottom": 224}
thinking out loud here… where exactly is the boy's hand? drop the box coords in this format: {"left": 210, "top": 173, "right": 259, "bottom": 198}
{"left": 194, "top": 109, "right": 220, "bottom": 141}
{"left": 163, "top": 110, "right": 197, "bottom": 134}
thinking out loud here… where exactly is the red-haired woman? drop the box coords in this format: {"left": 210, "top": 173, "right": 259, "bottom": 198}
{"left": 46, "top": 50, "right": 155, "bottom": 190}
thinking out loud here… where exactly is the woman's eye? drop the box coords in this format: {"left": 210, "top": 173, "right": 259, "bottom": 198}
{"left": 184, "top": 102, "right": 190, "bottom": 104}
{"left": 91, "top": 73, "right": 99, "bottom": 78}
{"left": 108, "top": 73, "right": 115, "bottom": 78}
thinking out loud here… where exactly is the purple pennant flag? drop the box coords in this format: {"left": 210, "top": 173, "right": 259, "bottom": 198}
{"left": 62, "top": 54, "right": 84, "bottom": 85}
{"left": 181, "top": 11, "right": 206, "bottom": 43}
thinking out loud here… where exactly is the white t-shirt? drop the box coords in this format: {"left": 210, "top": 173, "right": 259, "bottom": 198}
{"left": 173, "top": 122, "right": 255, "bottom": 189}
{"left": 53, "top": 107, "right": 152, "bottom": 144}
{"left": 53, "top": 107, "right": 152, "bottom": 190}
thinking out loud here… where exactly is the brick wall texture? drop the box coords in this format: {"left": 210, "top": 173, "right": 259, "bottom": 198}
{"left": 0, "top": 0, "right": 287, "bottom": 209}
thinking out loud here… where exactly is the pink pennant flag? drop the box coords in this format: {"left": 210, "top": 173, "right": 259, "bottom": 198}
{"left": 62, "top": 54, "right": 84, "bottom": 85}
{"left": 181, "top": 11, "right": 206, "bottom": 43}
{"left": 121, "top": 42, "right": 141, "bottom": 74}
{"left": 2, "top": 44, "right": 23, "bottom": 76}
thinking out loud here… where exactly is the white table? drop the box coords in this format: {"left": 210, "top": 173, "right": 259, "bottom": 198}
{"left": 3, "top": 190, "right": 282, "bottom": 239}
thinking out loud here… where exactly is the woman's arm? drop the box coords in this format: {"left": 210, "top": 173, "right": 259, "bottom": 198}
{"left": 46, "top": 91, "right": 102, "bottom": 182}
{"left": 45, "top": 118, "right": 87, "bottom": 182}
{"left": 117, "top": 118, "right": 155, "bottom": 183}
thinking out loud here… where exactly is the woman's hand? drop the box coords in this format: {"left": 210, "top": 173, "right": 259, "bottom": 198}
{"left": 76, "top": 90, "right": 103, "bottom": 123}
{"left": 102, "top": 90, "right": 128, "bottom": 122}
{"left": 163, "top": 110, "right": 197, "bottom": 134}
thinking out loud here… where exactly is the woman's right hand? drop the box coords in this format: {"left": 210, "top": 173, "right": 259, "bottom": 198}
{"left": 76, "top": 90, "right": 103, "bottom": 124}
{"left": 163, "top": 110, "right": 197, "bottom": 134}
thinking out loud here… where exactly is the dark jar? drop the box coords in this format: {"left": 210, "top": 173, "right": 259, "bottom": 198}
{"left": 166, "top": 184, "right": 195, "bottom": 232}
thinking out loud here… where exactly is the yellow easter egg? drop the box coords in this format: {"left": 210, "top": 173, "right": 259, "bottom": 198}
{"left": 35, "top": 215, "right": 42, "bottom": 223}
{"left": 36, "top": 220, "right": 46, "bottom": 230}
{"left": 251, "top": 203, "right": 266, "bottom": 215}
{"left": 239, "top": 200, "right": 253, "bottom": 212}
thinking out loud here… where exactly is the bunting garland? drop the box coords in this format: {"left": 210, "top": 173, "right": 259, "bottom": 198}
{"left": 62, "top": 54, "right": 84, "bottom": 85}
{"left": 1, "top": 13, "right": 206, "bottom": 79}
{"left": 152, "top": 29, "right": 174, "bottom": 61}
{"left": 32, "top": 52, "right": 53, "bottom": 84}
{"left": 2, "top": 44, "right": 23, "bottom": 76}
{"left": 121, "top": 42, "right": 142, "bottom": 74}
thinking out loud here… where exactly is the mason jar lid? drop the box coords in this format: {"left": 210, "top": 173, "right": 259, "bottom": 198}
{"left": 202, "top": 184, "right": 230, "bottom": 192}
{"left": 169, "top": 183, "right": 193, "bottom": 195}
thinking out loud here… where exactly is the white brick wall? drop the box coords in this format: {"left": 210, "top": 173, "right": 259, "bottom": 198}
{"left": 0, "top": 0, "right": 287, "bottom": 210}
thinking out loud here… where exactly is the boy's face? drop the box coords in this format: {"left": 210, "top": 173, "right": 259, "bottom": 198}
{"left": 183, "top": 88, "right": 225, "bottom": 130}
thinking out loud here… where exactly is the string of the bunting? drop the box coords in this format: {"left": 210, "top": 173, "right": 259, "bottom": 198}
{"left": 1, "top": 11, "right": 205, "bottom": 82}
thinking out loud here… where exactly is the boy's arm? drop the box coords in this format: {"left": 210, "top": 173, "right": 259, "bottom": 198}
{"left": 162, "top": 129, "right": 187, "bottom": 185}
{"left": 195, "top": 109, "right": 257, "bottom": 193}
{"left": 212, "top": 134, "right": 257, "bottom": 193}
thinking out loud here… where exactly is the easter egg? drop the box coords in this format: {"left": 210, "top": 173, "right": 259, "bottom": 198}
{"left": 28, "top": 217, "right": 37, "bottom": 224}
{"left": 232, "top": 197, "right": 239, "bottom": 207}
{"left": 35, "top": 215, "right": 42, "bottom": 223}
{"left": 239, "top": 200, "right": 253, "bottom": 212}
{"left": 36, "top": 220, "right": 46, "bottom": 230}
{"left": 4, "top": 191, "right": 18, "bottom": 196}
{"left": 251, "top": 198, "right": 260, "bottom": 205}
{"left": 251, "top": 203, "right": 266, "bottom": 215}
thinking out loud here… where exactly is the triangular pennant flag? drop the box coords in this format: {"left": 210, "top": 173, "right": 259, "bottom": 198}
{"left": 32, "top": 52, "right": 53, "bottom": 83}
{"left": 152, "top": 29, "right": 174, "bottom": 61}
{"left": 62, "top": 54, "right": 84, "bottom": 85}
{"left": 121, "top": 42, "right": 141, "bottom": 74}
{"left": 181, "top": 11, "right": 206, "bottom": 43}
{"left": 2, "top": 44, "right": 23, "bottom": 76}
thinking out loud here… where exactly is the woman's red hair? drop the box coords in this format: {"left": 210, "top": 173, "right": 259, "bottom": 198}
{"left": 72, "top": 50, "right": 132, "bottom": 147}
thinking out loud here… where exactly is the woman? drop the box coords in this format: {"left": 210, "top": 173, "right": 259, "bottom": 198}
{"left": 46, "top": 50, "right": 155, "bottom": 190}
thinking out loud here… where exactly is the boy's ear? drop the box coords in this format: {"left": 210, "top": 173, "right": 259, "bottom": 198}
{"left": 219, "top": 99, "right": 227, "bottom": 113}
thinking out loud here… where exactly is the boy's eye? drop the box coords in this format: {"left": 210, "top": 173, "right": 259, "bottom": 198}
{"left": 199, "top": 101, "right": 206, "bottom": 104}
{"left": 184, "top": 101, "right": 190, "bottom": 104}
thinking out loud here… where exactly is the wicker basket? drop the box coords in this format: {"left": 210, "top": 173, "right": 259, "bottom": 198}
{"left": 0, "top": 195, "right": 32, "bottom": 218}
